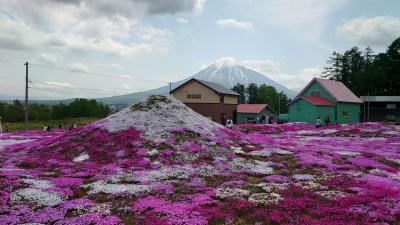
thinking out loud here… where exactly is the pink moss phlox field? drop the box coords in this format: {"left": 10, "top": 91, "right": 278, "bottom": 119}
{"left": 1, "top": 102, "right": 400, "bottom": 225}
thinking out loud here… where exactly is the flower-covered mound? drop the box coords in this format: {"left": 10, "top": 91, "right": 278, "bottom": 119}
{"left": 1, "top": 96, "right": 400, "bottom": 224}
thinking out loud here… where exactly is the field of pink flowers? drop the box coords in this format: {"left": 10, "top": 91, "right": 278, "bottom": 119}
{"left": 0, "top": 96, "right": 399, "bottom": 225}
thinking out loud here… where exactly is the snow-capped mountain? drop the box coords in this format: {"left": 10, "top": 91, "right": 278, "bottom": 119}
{"left": 97, "top": 60, "right": 297, "bottom": 105}
{"left": 191, "top": 58, "right": 296, "bottom": 96}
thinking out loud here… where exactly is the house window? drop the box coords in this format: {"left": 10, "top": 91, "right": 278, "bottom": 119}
{"left": 342, "top": 111, "right": 348, "bottom": 117}
{"left": 220, "top": 96, "right": 224, "bottom": 103}
{"left": 187, "top": 94, "right": 202, "bottom": 99}
{"left": 296, "top": 102, "right": 301, "bottom": 111}
{"left": 311, "top": 91, "right": 320, "bottom": 97}
{"left": 386, "top": 104, "right": 396, "bottom": 109}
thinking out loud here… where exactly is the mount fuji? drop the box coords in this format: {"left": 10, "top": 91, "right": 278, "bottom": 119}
{"left": 98, "top": 59, "right": 297, "bottom": 105}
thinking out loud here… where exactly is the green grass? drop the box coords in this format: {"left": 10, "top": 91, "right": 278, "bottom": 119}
{"left": 6, "top": 117, "right": 102, "bottom": 131}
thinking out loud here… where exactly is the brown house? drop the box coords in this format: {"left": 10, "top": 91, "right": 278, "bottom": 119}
{"left": 170, "top": 78, "right": 239, "bottom": 124}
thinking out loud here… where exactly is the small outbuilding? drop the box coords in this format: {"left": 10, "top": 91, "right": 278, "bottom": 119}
{"left": 288, "top": 78, "right": 362, "bottom": 124}
{"left": 360, "top": 96, "right": 400, "bottom": 122}
{"left": 237, "top": 104, "right": 275, "bottom": 124}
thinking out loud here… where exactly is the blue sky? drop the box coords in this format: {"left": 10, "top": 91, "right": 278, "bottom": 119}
{"left": 0, "top": 0, "right": 399, "bottom": 99}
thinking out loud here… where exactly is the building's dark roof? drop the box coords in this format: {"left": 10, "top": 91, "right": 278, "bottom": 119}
{"left": 170, "top": 78, "right": 240, "bottom": 96}
{"left": 237, "top": 104, "right": 274, "bottom": 113}
{"left": 295, "top": 78, "right": 363, "bottom": 104}
{"left": 360, "top": 96, "right": 400, "bottom": 102}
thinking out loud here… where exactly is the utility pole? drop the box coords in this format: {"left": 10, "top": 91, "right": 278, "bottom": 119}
{"left": 24, "top": 61, "right": 29, "bottom": 130}
{"left": 367, "top": 93, "right": 370, "bottom": 122}
{"left": 278, "top": 94, "right": 281, "bottom": 120}
{"left": 169, "top": 82, "right": 172, "bottom": 96}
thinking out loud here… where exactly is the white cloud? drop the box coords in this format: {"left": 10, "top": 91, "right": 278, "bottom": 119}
{"left": 44, "top": 81, "right": 72, "bottom": 89}
{"left": 213, "top": 57, "right": 237, "bottom": 68}
{"left": 0, "top": 0, "right": 177, "bottom": 57}
{"left": 68, "top": 63, "right": 91, "bottom": 73}
{"left": 37, "top": 53, "right": 58, "bottom": 65}
{"left": 215, "top": 19, "right": 255, "bottom": 30}
{"left": 242, "top": 59, "right": 321, "bottom": 91}
{"left": 245, "top": 0, "right": 347, "bottom": 39}
{"left": 336, "top": 16, "right": 400, "bottom": 46}
{"left": 135, "top": 26, "right": 174, "bottom": 41}
{"left": 177, "top": 18, "right": 189, "bottom": 25}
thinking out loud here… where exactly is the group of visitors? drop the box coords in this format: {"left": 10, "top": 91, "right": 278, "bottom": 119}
{"left": 43, "top": 122, "right": 77, "bottom": 132}
{"left": 316, "top": 116, "right": 336, "bottom": 128}
{"left": 0, "top": 116, "right": 9, "bottom": 133}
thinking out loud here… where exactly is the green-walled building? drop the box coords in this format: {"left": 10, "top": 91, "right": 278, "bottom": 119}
{"left": 288, "top": 78, "right": 363, "bottom": 124}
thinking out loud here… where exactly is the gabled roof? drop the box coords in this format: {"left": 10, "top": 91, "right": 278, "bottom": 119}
{"left": 237, "top": 104, "right": 275, "bottom": 113}
{"left": 170, "top": 78, "right": 240, "bottom": 96}
{"left": 295, "top": 78, "right": 363, "bottom": 104}
{"left": 302, "top": 96, "right": 336, "bottom": 106}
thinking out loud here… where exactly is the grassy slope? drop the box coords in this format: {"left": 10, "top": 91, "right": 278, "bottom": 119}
{"left": 5, "top": 117, "right": 102, "bottom": 131}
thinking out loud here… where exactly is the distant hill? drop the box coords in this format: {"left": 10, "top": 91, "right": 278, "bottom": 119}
{"left": 97, "top": 60, "right": 296, "bottom": 105}
{"left": 1, "top": 61, "right": 297, "bottom": 106}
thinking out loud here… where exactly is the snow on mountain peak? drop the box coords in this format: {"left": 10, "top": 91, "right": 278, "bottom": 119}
{"left": 213, "top": 57, "right": 237, "bottom": 68}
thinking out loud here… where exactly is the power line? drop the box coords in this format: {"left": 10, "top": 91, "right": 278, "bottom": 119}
{"left": 0, "top": 57, "right": 173, "bottom": 84}
{"left": 29, "top": 62, "right": 170, "bottom": 84}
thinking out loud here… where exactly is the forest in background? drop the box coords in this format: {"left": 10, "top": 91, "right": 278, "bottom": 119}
{"left": 0, "top": 98, "right": 110, "bottom": 122}
{"left": 323, "top": 37, "right": 400, "bottom": 96}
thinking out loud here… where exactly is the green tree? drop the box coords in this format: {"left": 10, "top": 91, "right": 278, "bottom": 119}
{"left": 232, "top": 83, "right": 246, "bottom": 103}
{"left": 246, "top": 83, "right": 258, "bottom": 104}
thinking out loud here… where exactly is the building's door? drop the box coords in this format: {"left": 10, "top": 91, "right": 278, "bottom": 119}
{"left": 232, "top": 110, "right": 237, "bottom": 124}
{"left": 221, "top": 113, "right": 227, "bottom": 125}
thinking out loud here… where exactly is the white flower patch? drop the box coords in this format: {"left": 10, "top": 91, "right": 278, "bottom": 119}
{"left": 366, "top": 137, "right": 386, "bottom": 141}
{"left": 88, "top": 203, "right": 112, "bottom": 215}
{"left": 195, "top": 164, "right": 220, "bottom": 177}
{"left": 246, "top": 149, "right": 271, "bottom": 157}
{"left": 11, "top": 188, "right": 65, "bottom": 207}
{"left": 389, "top": 172, "right": 400, "bottom": 181}
{"left": 83, "top": 180, "right": 151, "bottom": 195}
{"left": 98, "top": 96, "right": 223, "bottom": 141}
{"left": 0, "top": 139, "right": 35, "bottom": 150}
{"left": 216, "top": 187, "right": 250, "bottom": 199}
{"left": 297, "top": 130, "right": 318, "bottom": 135}
{"left": 382, "top": 131, "right": 398, "bottom": 135}
{"left": 293, "top": 174, "right": 315, "bottom": 181}
{"left": 248, "top": 193, "right": 283, "bottom": 205}
{"left": 256, "top": 182, "right": 288, "bottom": 192}
{"left": 337, "top": 151, "right": 360, "bottom": 157}
{"left": 229, "top": 159, "right": 274, "bottom": 175}
{"left": 274, "top": 150, "right": 293, "bottom": 155}
{"left": 247, "top": 160, "right": 274, "bottom": 175}
{"left": 351, "top": 171, "right": 365, "bottom": 177}
{"left": 73, "top": 153, "right": 89, "bottom": 162}
{"left": 144, "top": 166, "right": 192, "bottom": 182}
{"left": 317, "top": 190, "right": 347, "bottom": 199}
{"left": 295, "top": 181, "right": 321, "bottom": 190}
{"left": 230, "top": 146, "right": 245, "bottom": 154}
{"left": 146, "top": 149, "right": 159, "bottom": 157}
{"left": 106, "top": 172, "right": 141, "bottom": 184}
{"left": 320, "top": 129, "right": 337, "bottom": 135}
{"left": 22, "top": 178, "right": 53, "bottom": 189}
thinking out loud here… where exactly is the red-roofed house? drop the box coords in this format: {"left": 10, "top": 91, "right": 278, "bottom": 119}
{"left": 237, "top": 104, "right": 275, "bottom": 124}
{"left": 288, "top": 78, "right": 363, "bottom": 124}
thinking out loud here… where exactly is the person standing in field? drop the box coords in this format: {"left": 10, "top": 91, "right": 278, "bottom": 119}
{"left": 5, "top": 123, "right": 9, "bottom": 132}
{"left": 325, "top": 116, "right": 331, "bottom": 126}
{"left": 225, "top": 117, "right": 233, "bottom": 129}
{"left": 316, "top": 117, "right": 322, "bottom": 128}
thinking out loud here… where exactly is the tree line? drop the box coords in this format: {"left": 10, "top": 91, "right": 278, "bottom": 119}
{"left": 232, "top": 83, "right": 290, "bottom": 113}
{"left": 0, "top": 98, "right": 110, "bottom": 122}
{"left": 323, "top": 37, "right": 400, "bottom": 96}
